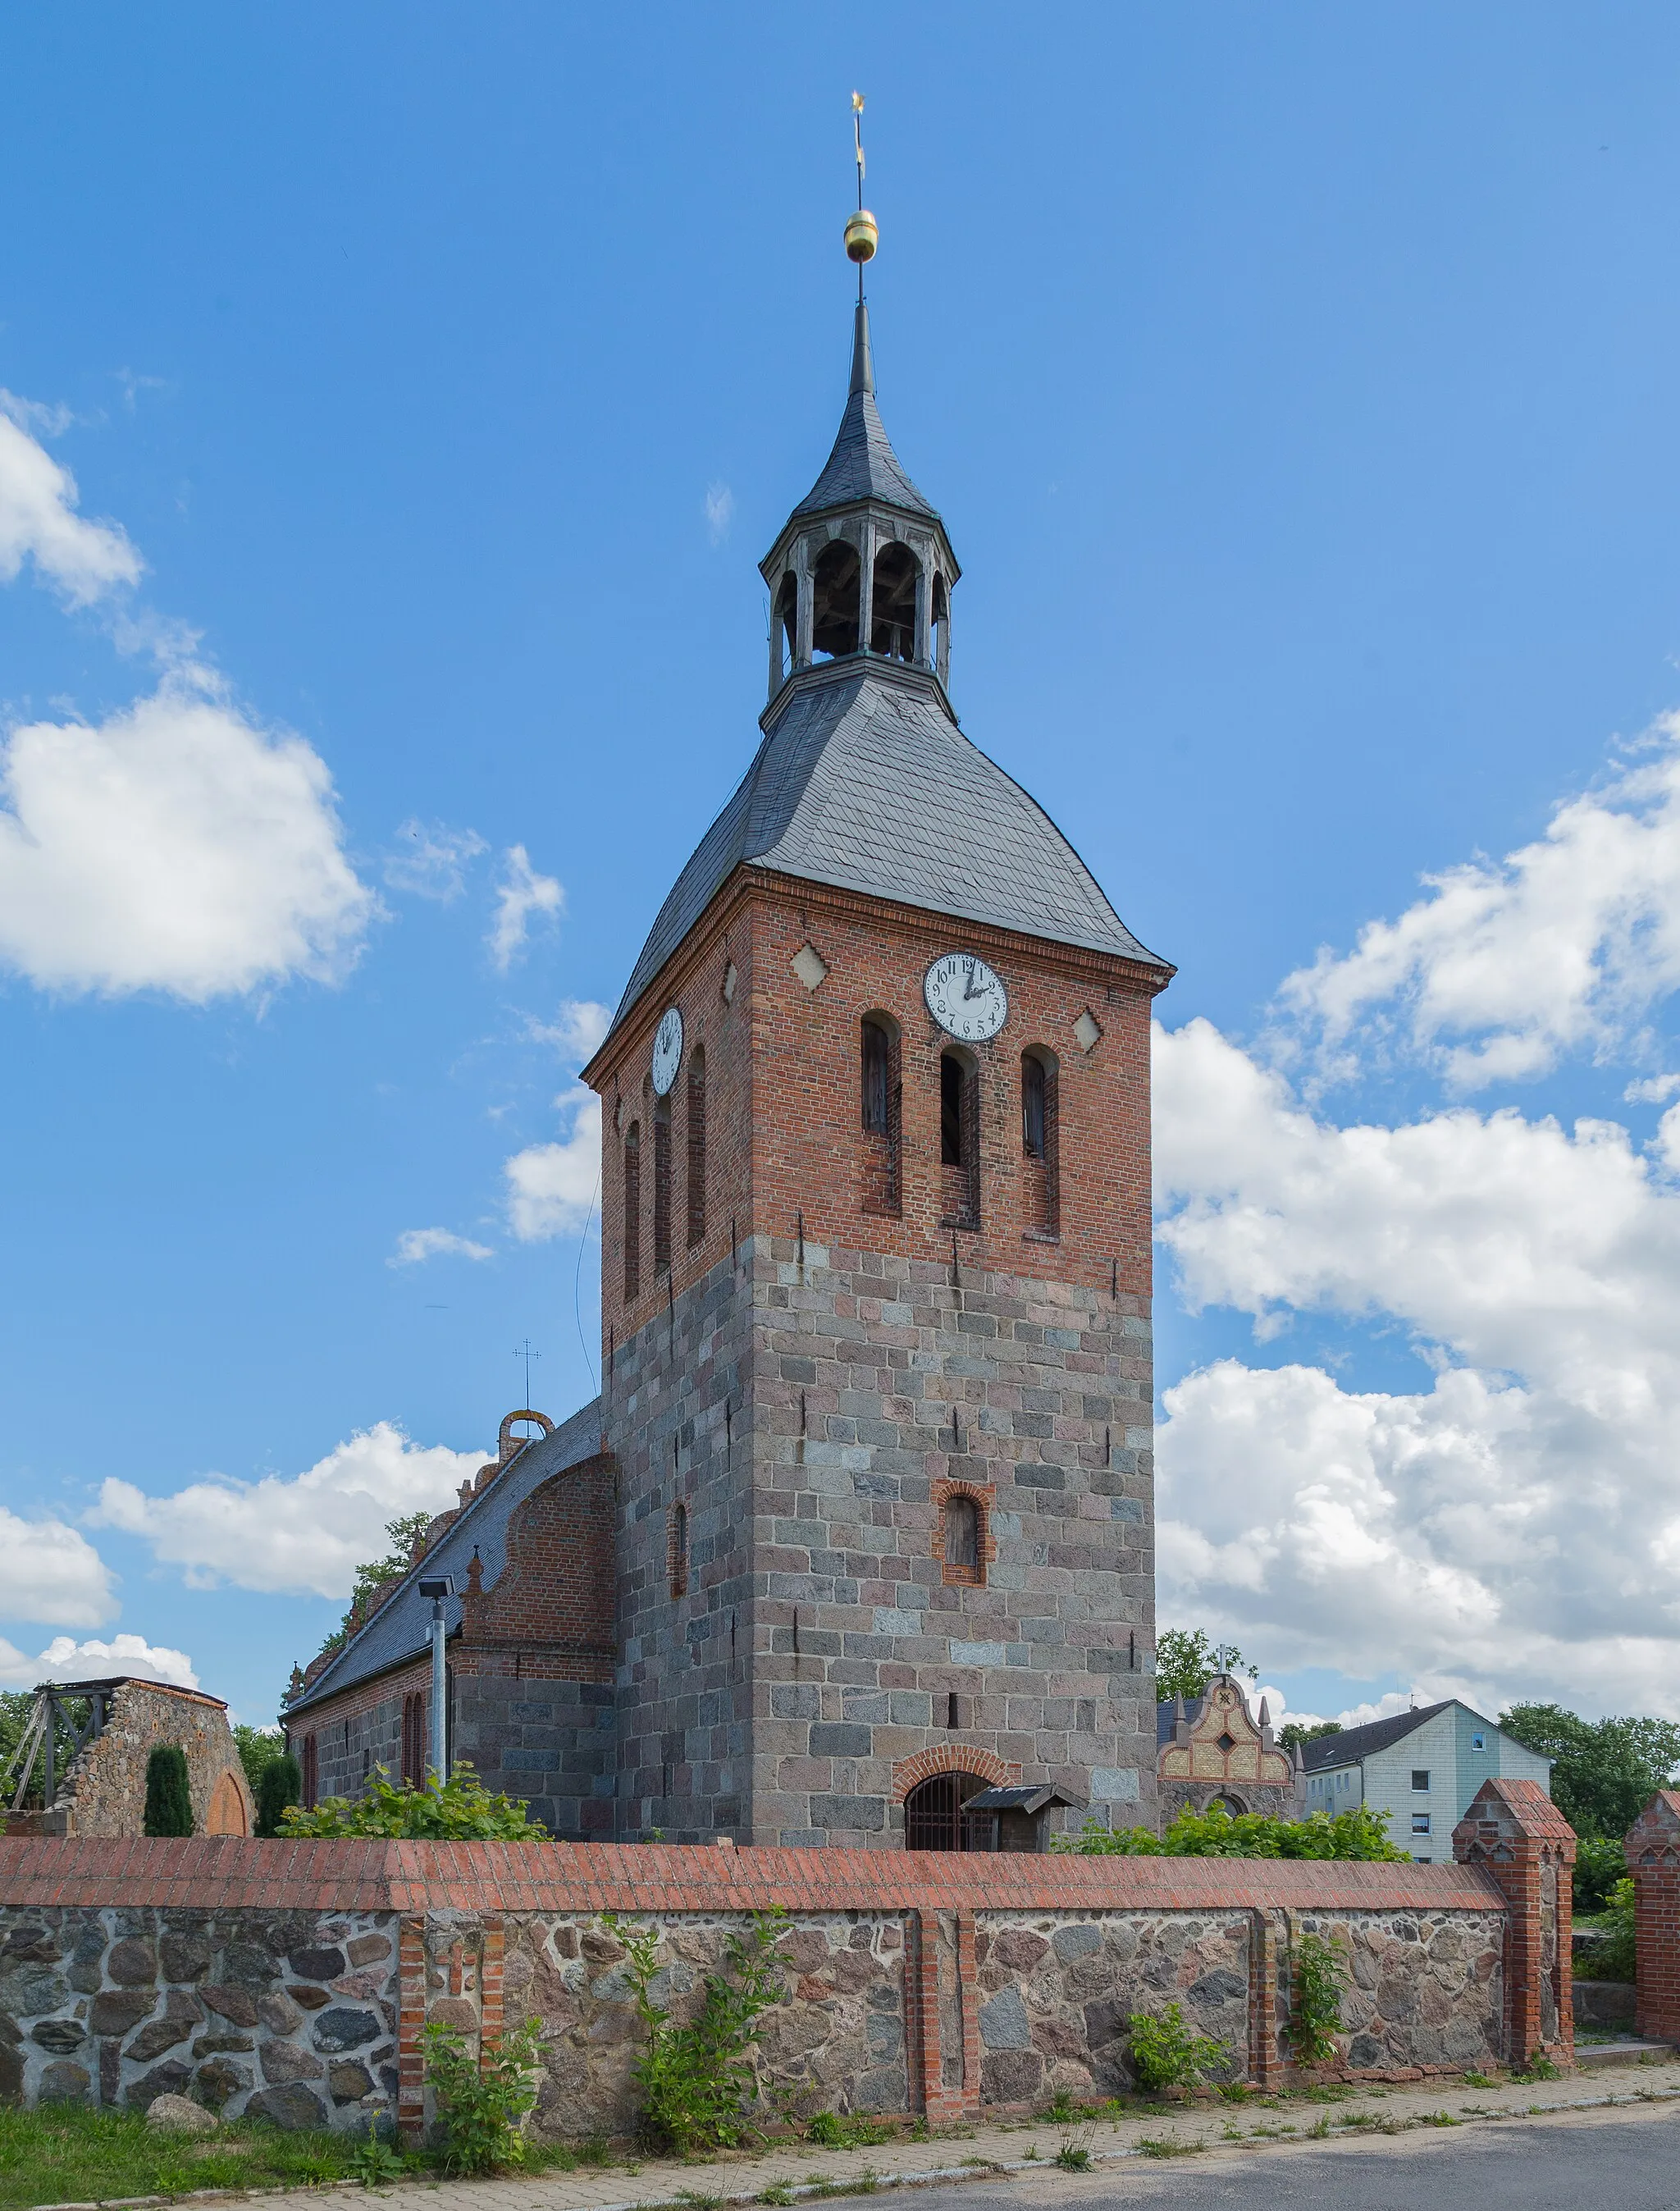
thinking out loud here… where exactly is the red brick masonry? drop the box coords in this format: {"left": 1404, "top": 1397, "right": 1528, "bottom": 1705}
{"left": 0, "top": 1834, "right": 1508, "bottom": 1918}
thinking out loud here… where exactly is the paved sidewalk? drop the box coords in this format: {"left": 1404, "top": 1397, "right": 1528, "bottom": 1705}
{"left": 263, "top": 2053, "right": 1680, "bottom": 2211}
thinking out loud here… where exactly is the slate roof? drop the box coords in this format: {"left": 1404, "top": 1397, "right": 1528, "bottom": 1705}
{"left": 788, "top": 304, "right": 938, "bottom": 525}
{"left": 285, "top": 1396, "right": 603, "bottom": 1717}
{"left": 1157, "top": 1695, "right": 1208, "bottom": 1748}
{"left": 605, "top": 661, "right": 1171, "bottom": 1043}
{"left": 1299, "top": 1701, "right": 1457, "bottom": 1774}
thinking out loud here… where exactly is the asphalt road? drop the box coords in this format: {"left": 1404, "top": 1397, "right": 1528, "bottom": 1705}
{"left": 888, "top": 2102, "right": 1680, "bottom": 2211}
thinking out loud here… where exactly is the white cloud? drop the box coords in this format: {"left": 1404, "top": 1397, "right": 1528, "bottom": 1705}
{"left": 389, "top": 1227, "right": 494, "bottom": 1267}
{"left": 1276, "top": 721, "right": 1680, "bottom": 1091}
{"left": 505, "top": 1085, "right": 600, "bottom": 1240}
{"left": 0, "top": 1510, "right": 116, "bottom": 1629}
{"left": 384, "top": 820, "right": 486, "bottom": 902}
{"left": 0, "top": 668, "right": 377, "bottom": 1000}
{"left": 92, "top": 1423, "right": 483, "bottom": 1599}
{"left": 705, "top": 482, "right": 735, "bottom": 545}
{"left": 488, "top": 845, "right": 563, "bottom": 971}
{"left": 526, "top": 998, "right": 610, "bottom": 1064}
{"left": 0, "top": 1633, "right": 199, "bottom": 1691}
{"left": 0, "top": 395, "right": 143, "bottom": 605}
{"left": 1153, "top": 1007, "right": 1680, "bottom": 1717}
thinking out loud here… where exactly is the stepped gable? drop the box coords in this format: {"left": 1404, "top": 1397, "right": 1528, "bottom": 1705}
{"left": 285, "top": 1396, "right": 602, "bottom": 1715}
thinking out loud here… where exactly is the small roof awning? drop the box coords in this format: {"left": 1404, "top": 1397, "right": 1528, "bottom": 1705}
{"left": 965, "top": 1784, "right": 1087, "bottom": 1815}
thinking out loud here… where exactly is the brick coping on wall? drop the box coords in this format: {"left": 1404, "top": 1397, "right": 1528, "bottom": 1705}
{"left": 0, "top": 1835, "right": 1506, "bottom": 1916}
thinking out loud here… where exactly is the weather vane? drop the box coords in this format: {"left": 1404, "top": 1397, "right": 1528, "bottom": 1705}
{"left": 844, "top": 91, "right": 878, "bottom": 296}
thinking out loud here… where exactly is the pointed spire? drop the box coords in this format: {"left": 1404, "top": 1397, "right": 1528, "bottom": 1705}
{"left": 850, "top": 299, "right": 874, "bottom": 397}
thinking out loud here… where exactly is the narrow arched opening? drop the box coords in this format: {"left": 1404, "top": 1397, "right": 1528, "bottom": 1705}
{"left": 861, "top": 1012, "right": 902, "bottom": 1217}
{"left": 401, "top": 1692, "right": 426, "bottom": 1787}
{"left": 773, "top": 571, "right": 798, "bottom": 690}
{"left": 943, "top": 1492, "right": 984, "bottom": 1586}
{"left": 1021, "top": 1047, "right": 1060, "bottom": 1240}
{"left": 652, "top": 1092, "right": 672, "bottom": 1274}
{"left": 812, "top": 539, "right": 861, "bottom": 658}
{"left": 623, "top": 1120, "right": 642, "bottom": 1300}
{"left": 670, "top": 1500, "right": 689, "bottom": 1598}
{"left": 687, "top": 1045, "right": 707, "bottom": 1248}
{"left": 939, "top": 1047, "right": 979, "bottom": 1230}
{"left": 931, "top": 573, "right": 949, "bottom": 684}
{"left": 871, "top": 541, "right": 919, "bottom": 660}
{"left": 905, "top": 1769, "right": 993, "bottom": 1851}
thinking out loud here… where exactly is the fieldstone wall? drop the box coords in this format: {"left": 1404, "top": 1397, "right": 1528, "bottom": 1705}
{"left": 0, "top": 1837, "right": 1552, "bottom": 2132}
{"left": 0, "top": 1907, "right": 396, "bottom": 2128}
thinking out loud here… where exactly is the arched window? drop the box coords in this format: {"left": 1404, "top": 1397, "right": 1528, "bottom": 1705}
{"left": 687, "top": 1047, "right": 707, "bottom": 1248}
{"left": 623, "top": 1121, "right": 641, "bottom": 1300}
{"left": 943, "top": 1493, "right": 982, "bottom": 1585}
{"left": 653, "top": 1092, "right": 672, "bottom": 1274}
{"left": 669, "top": 1500, "right": 689, "bottom": 1598}
{"left": 939, "top": 1048, "right": 979, "bottom": 1229}
{"left": 1021, "top": 1048, "right": 1059, "bottom": 1239}
{"left": 774, "top": 571, "right": 798, "bottom": 688}
{"left": 931, "top": 573, "right": 949, "bottom": 685}
{"left": 905, "top": 1769, "right": 992, "bottom": 1852}
{"left": 861, "top": 1014, "right": 902, "bottom": 1216}
{"left": 812, "top": 540, "right": 861, "bottom": 658}
{"left": 401, "top": 1693, "right": 426, "bottom": 1787}
{"left": 871, "top": 541, "right": 919, "bottom": 660}
{"left": 301, "top": 1733, "right": 318, "bottom": 1811}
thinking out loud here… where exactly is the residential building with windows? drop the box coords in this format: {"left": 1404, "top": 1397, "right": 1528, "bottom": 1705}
{"left": 1301, "top": 1702, "right": 1551, "bottom": 1860}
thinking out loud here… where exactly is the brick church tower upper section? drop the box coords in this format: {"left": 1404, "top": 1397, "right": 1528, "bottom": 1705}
{"left": 584, "top": 241, "right": 1174, "bottom": 1350}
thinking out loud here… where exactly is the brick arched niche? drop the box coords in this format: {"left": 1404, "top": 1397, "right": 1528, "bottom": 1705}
{"left": 892, "top": 1744, "right": 1017, "bottom": 1802}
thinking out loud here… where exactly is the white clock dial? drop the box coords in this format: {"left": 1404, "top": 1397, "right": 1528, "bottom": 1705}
{"left": 651, "top": 1006, "right": 684, "bottom": 1096}
{"left": 924, "top": 952, "right": 1008, "bottom": 1044}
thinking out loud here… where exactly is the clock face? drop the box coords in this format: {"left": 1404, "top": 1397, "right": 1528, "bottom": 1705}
{"left": 924, "top": 952, "right": 1008, "bottom": 1044}
{"left": 651, "top": 1006, "right": 683, "bottom": 1096}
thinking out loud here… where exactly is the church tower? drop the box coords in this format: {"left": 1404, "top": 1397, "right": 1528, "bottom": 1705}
{"left": 582, "top": 199, "right": 1171, "bottom": 1848}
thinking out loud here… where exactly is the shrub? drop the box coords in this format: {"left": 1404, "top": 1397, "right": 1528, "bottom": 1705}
{"left": 143, "top": 1745, "right": 193, "bottom": 1837}
{"left": 1052, "top": 1802, "right": 1407, "bottom": 1862}
{"left": 1591, "top": 1876, "right": 1637, "bottom": 1983}
{"left": 1290, "top": 1930, "right": 1348, "bottom": 2066}
{"left": 421, "top": 2015, "right": 545, "bottom": 2173}
{"left": 610, "top": 1909, "right": 788, "bottom": 2152}
{"left": 255, "top": 1753, "right": 302, "bottom": 1839}
{"left": 1573, "top": 1834, "right": 1627, "bottom": 1916}
{"left": 281, "top": 1762, "right": 542, "bottom": 1839}
{"left": 1125, "top": 2002, "right": 1228, "bottom": 2092}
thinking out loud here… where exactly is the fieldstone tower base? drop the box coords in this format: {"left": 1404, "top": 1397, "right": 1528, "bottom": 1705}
{"left": 609, "top": 1233, "right": 1157, "bottom": 1847}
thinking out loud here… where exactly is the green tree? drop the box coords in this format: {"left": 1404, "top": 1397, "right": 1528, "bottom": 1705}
{"left": 1156, "top": 1628, "right": 1255, "bottom": 1703}
{"left": 234, "top": 1722, "right": 285, "bottom": 1792}
{"left": 1053, "top": 1802, "right": 1407, "bottom": 1862}
{"left": 306, "top": 1510, "right": 440, "bottom": 1670}
{"left": 281, "top": 1761, "right": 543, "bottom": 1839}
{"left": 1279, "top": 1720, "right": 1344, "bottom": 1753}
{"left": 0, "top": 1691, "right": 89, "bottom": 1809}
{"left": 255, "top": 1752, "right": 302, "bottom": 1838}
{"left": 143, "top": 1743, "right": 194, "bottom": 1836}
{"left": 1500, "top": 1703, "right": 1680, "bottom": 1839}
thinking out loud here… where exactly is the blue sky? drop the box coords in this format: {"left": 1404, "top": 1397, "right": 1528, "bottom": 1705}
{"left": 6, "top": 6, "right": 1680, "bottom": 1736}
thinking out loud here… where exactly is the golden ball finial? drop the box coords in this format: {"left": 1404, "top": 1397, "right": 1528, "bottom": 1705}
{"left": 845, "top": 208, "right": 878, "bottom": 264}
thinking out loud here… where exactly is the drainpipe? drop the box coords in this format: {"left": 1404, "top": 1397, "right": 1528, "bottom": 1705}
{"left": 418, "top": 1577, "right": 453, "bottom": 1783}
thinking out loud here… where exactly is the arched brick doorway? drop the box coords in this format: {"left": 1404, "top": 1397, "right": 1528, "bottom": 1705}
{"left": 905, "top": 1769, "right": 994, "bottom": 1852}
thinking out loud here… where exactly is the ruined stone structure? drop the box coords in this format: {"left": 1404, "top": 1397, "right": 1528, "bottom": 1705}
{"left": 1156, "top": 1673, "right": 1303, "bottom": 1824}
{"left": 284, "top": 286, "right": 1169, "bottom": 1848}
{"left": 5, "top": 1680, "right": 252, "bottom": 1841}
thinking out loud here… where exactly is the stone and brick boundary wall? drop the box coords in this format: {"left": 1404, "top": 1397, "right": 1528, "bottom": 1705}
{"left": 0, "top": 1792, "right": 1571, "bottom": 2138}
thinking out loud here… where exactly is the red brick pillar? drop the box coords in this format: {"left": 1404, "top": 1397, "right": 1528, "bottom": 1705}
{"left": 1453, "top": 1776, "right": 1576, "bottom": 2070}
{"left": 397, "top": 1912, "right": 427, "bottom": 2145}
{"left": 1623, "top": 1790, "right": 1680, "bottom": 2044}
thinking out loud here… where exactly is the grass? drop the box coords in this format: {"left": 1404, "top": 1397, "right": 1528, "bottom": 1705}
{"left": 1136, "top": 2138, "right": 1204, "bottom": 2159}
{"left": 756, "top": 2187, "right": 797, "bottom": 2206}
{"left": 0, "top": 2104, "right": 372, "bottom": 2209}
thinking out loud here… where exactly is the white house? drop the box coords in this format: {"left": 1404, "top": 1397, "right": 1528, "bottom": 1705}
{"left": 1300, "top": 1701, "right": 1551, "bottom": 1862}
